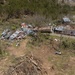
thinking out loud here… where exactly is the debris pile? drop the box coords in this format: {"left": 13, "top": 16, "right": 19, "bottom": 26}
{"left": 4, "top": 55, "right": 48, "bottom": 75}
{"left": 0, "top": 23, "right": 35, "bottom": 40}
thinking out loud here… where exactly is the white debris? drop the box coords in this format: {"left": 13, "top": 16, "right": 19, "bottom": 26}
{"left": 55, "top": 51, "right": 61, "bottom": 55}
{"left": 54, "top": 39, "right": 58, "bottom": 41}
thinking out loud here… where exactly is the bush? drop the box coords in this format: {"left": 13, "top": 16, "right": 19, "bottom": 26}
{"left": 60, "top": 38, "right": 75, "bottom": 50}
{"left": 0, "top": 0, "right": 73, "bottom": 20}
{"left": 61, "top": 4, "right": 71, "bottom": 15}
{"left": 0, "top": 40, "right": 7, "bottom": 56}
{"left": 61, "top": 39, "right": 70, "bottom": 49}
{"left": 11, "top": 24, "right": 18, "bottom": 30}
{"left": 29, "top": 33, "right": 50, "bottom": 46}
{"left": 71, "top": 41, "right": 75, "bottom": 50}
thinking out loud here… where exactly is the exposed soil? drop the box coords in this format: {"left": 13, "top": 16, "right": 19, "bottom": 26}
{"left": 0, "top": 38, "right": 75, "bottom": 75}
{"left": 7, "top": 39, "right": 28, "bottom": 57}
{"left": 4, "top": 55, "right": 50, "bottom": 75}
{"left": 1, "top": 39, "right": 55, "bottom": 75}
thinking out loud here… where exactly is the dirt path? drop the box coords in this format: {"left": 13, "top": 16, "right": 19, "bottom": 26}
{"left": 50, "top": 33, "right": 75, "bottom": 39}
{"left": 8, "top": 39, "right": 28, "bottom": 57}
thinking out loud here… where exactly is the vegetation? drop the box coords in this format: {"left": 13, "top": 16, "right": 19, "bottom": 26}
{"left": 0, "top": 1, "right": 75, "bottom": 75}
{"left": 0, "top": 40, "right": 7, "bottom": 56}
{"left": 0, "top": 0, "right": 75, "bottom": 21}
{"left": 28, "top": 33, "right": 75, "bottom": 52}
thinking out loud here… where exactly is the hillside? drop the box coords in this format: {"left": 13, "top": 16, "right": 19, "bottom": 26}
{"left": 0, "top": 0, "right": 75, "bottom": 75}
{"left": 0, "top": 0, "right": 75, "bottom": 21}
{"left": 0, "top": 35, "right": 75, "bottom": 75}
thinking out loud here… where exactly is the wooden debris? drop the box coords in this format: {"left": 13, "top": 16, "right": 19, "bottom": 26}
{"left": 4, "top": 55, "right": 48, "bottom": 75}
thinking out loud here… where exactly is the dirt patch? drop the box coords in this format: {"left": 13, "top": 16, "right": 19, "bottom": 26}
{"left": 3, "top": 44, "right": 56, "bottom": 75}
{"left": 69, "top": 57, "right": 75, "bottom": 65}
{"left": 26, "top": 44, "right": 56, "bottom": 75}
{"left": 7, "top": 39, "right": 28, "bottom": 57}
{"left": 0, "top": 57, "right": 12, "bottom": 75}
{"left": 1, "top": 37, "right": 75, "bottom": 75}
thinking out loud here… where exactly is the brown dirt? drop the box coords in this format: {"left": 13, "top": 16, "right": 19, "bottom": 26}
{"left": 0, "top": 57, "right": 12, "bottom": 75}
{"left": 26, "top": 45, "right": 56, "bottom": 75}
{"left": 4, "top": 46, "right": 55, "bottom": 75}
{"left": 7, "top": 39, "right": 28, "bottom": 57}
{"left": 4, "top": 55, "right": 49, "bottom": 75}
{"left": 0, "top": 39, "right": 29, "bottom": 75}
{"left": 4, "top": 39, "right": 56, "bottom": 75}
{"left": 0, "top": 38, "right": 75, "bottom": 75}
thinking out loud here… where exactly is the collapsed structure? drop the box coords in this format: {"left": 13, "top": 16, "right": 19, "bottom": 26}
{"left": 0, "top": 16, "right": 75, "bottom": 40}
{"left": 0, "top": 23, "right": 35, "bottom": 40}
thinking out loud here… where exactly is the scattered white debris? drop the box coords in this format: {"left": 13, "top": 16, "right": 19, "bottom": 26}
{"left": 55, "top": 51, "right": 61, "bottom": 55}
{"left": 16, "top": 42, "right": 20, "bottom": 47}
{"left": 54, "top": 39, "right": 58, "bottom": 41}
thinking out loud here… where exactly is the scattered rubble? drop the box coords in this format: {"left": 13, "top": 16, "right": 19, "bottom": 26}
{"left": 0, "top": 23, "right": 35, "bottom": 41}
{"left": 4, "top": 55, "right": 48, "bottom": 75}
{"left": 55, "top": 51, "right": 61, "bottom": 55}
{"left": 1, "top": 29, "right": 10, "bottom": 37}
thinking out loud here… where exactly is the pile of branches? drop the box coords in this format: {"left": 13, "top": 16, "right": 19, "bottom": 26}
{"left": 4, "top": 55, "right": 48, "bottom": 75}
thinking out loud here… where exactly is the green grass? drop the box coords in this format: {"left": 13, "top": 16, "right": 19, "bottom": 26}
{"left": 48, "top": 49, "right": 75, "bottom": 75}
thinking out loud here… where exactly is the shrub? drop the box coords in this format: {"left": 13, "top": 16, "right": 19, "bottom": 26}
{"left": 11, "top": 24, "right": 18, "bottom": 30}
{"left": 61, "top": 39, "right": 70, "bottom": 49}
{"left": 0, "top": 0, "right": 73, "bottom": 19}
{"left": 71, "top": 41, "right": 75, "bottom": 50}
{"left": 0, "top": 40, "right": 7, "bottom": 56}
